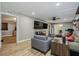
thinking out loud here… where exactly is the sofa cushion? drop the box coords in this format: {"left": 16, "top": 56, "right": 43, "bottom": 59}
{"left": 69, "top": 42, "right": 79, "bottom": 52}
{"left": 34, "top": 35, "right": 47, "bottom": 40}
{"left": 75, "top": 37, "right": 79, "bottom": 43}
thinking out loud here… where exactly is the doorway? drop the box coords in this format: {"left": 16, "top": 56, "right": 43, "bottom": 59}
{"left": 1, "top": 14, "right": 17, "bottom": 45}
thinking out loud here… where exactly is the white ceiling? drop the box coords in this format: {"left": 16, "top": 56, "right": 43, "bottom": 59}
{"left": 1, "top": 2, "right": 79, "bottom": 22}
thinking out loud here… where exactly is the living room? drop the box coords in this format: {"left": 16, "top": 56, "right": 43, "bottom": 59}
{"left": 0, "top": 2, "right": 79, "bottom": 56}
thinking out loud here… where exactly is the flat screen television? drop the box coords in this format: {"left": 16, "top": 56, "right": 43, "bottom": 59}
{"left": 34, "top": 21, "right": 48, "bottom": 29}
{"left": 43, "top": 23, "right": 48, "bottom": 29}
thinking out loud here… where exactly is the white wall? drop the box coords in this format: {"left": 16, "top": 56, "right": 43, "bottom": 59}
{"left": 2, "top": 22, "right": 15, "bottom": 37}
{"left": 18, "top": 15, "right": 34, "bottom": 41}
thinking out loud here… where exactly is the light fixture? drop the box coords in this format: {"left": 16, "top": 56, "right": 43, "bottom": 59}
{"left": 14, "top": 18, "right": 16, "bottom": 20}
{"left": 56, "top": 3, "right": 60, "bottom": 6}
{"left": 32, "top": 12, "right": 35, "bottom": 15}
{"left": 59, "top": 24, "right": 63, "bottom": 27}
{"left": 13, "top": 18, "right": 16, "bottom": 21}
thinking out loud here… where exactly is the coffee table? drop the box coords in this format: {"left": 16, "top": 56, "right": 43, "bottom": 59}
{"left": 51, "top": 42, "right": 69, "bottom": 56}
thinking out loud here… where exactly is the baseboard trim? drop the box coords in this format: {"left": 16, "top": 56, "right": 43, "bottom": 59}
{"left": 2, "top": 35, "right": 12, "bottom": 37}
{"left": 17, "top": 39, "right": 27, "bottom": 43}
{"left": 17, "top": 38, "right": 31, "bottom": 43}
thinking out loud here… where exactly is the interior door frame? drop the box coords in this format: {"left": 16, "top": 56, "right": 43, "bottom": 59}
{"left": 0, "top": 12, "right": 19, "bottom": 47}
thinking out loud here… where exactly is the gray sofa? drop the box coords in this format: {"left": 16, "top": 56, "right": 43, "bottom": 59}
{"left": 69, "top": 42, "right": 79, "bottom": 53}
{"left": 31, "top": 35, "right": 52, "bottom": 53}
{"left": 69, "top": 41, "right": 79, "bottom": 56}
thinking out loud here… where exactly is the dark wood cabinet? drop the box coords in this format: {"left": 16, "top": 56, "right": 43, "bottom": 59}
{"left": 51, "top": 42, "right": 69, "bottom": 56}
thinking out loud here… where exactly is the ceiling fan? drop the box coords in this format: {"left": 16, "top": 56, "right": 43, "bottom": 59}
{"left": 51, "top": 17, "right": 61, "bottom": 20}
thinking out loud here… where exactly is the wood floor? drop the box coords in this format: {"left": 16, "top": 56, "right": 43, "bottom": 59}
{"left": 2, "top": 35, "right": 16, "bottom": 44}
{"left": 0, "top": 40, "right": 51, "bottom": 56}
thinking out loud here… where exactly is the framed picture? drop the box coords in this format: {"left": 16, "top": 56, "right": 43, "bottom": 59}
{"left": 2, "top": 23, "right": 8, "bottom": 30}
